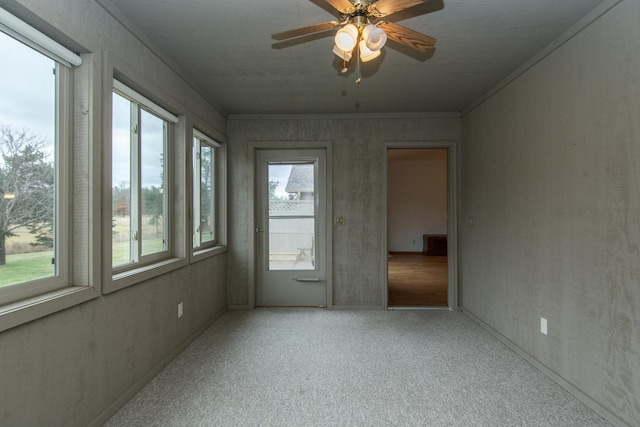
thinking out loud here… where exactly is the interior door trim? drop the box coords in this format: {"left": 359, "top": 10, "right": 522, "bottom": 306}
{"left": 248, "top": 141, "right": 333, "bottom": 309}
{"left": 383, "top": 141, "right": 458, "bottom": 310}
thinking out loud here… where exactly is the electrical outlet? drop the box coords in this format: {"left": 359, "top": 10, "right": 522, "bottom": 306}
{"left": 178, "top": 302, "right": 184, "bottom": 318}
{"left": 540, "top": 317, "right": 547, "bottom": 335}
{"left": 335, "top": 216, "right": 345, "bottom": 225}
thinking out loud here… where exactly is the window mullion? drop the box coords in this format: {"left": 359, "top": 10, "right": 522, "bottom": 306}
{"left": 210, "top": 146, "right": 217, "bottom": 243}
{"left": 162, "top": 122, "right": 168, "bottom": 251}
{"left": 130, "top": 103, "right": 141, "bottom": 263}
{"left": 54, "top": 62, "right": 61, "bottom": 277}
{"left": 193, "top": 140, "right": 202, "bottom": 247}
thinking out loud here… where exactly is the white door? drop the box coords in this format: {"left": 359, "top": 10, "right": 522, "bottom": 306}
{"left": 255, "top": 149, "right": 327, "bottom": 306}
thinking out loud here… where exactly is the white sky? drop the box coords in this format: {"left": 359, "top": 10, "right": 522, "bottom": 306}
{"left": 1, "top": 28, "right": 294, "bottom": 193}
{"left": 112, "top": 92, "right": 165, "bottom": 188}
{"left": 0, "top": 29, "right": 163, "bottom": 188}
{"left": 269, "top": 164, "right": 291, "bottom": 198}
{"left": 112, "top": 93, "right": 131, "bottom": 187}
{"left": 0, "top": 31, "right": 55, "bottom": 161}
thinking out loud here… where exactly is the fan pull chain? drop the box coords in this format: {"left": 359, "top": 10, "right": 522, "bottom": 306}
{"left": 355, "top": 41, "right": 362, "bottom": 84}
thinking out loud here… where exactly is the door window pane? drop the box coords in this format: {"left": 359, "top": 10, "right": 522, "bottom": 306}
{"left": 267, "top": 163, "right": 315, "bottom": 271}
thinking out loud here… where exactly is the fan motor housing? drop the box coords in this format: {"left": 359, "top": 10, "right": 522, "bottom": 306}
{"left": 342, "top": 0, "right": 377, "bottom": 26}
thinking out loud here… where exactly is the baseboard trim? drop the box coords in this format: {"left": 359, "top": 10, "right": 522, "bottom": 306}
{"left": 228, "top": 304, "right": 251, "bottom": 310}
{"left": 88, "top": 306, "right": 228, "bottom": 427}
{"left": 461, "top": 307, "right": 625, "bottom": 427}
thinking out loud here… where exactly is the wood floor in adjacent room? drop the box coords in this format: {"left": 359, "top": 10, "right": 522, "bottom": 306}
{"left": 388, "top": 252, "right": 448, "bottom": 306}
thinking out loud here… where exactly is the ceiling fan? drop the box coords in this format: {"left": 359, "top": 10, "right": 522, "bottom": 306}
{"left": 272, "top": 0, "right": 437, "bottom": 79}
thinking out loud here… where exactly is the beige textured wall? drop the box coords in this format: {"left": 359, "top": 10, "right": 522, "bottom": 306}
{"left": 227, "top": 116, "right": 461, "bottom": 307}
{"left": 460, "top": 1, "right": 640, "bottom": 425}
{"left": 0, "top": 0, "right": 228, "bottom": 425}
{"left": 0, "top": 257, "right": 227, "bottom": 426}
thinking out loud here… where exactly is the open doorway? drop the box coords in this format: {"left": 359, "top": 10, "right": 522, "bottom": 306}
{"left": 387, "top": 148, "right": 448, "bottom": 307}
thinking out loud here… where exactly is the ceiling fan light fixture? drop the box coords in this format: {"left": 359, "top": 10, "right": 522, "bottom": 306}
{"left": 359, "top": 39, "right": 381, "bottom": 63}
{"left": 362, "top": 24, "right": 387, "bottom": 51}
{"left": 333, "top": 43, "right": 353, "bottom": 61}
{"left": 272, "top": 0, "right": 438, "bottom": 82}
{"left": 334, "top": 23, "right": 358, "bottom": 52}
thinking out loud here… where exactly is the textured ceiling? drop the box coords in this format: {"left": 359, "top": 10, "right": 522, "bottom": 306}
{"left": 100, "top": 0, "right": 605, "bottom": 115}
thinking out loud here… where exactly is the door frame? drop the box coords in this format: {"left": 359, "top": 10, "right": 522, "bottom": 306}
{"left": 383, "top": 141, "right": 458, "bottom": 310}
{"left": 248, "top": 141, "right": 333, "bottom": 309}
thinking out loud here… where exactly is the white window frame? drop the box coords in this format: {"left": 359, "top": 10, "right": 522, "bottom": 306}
{"left": 0, "top": 57, "right": 69, "bottom": 305}
{"left": 0, "top": 8, "right": 98, "bottom": 333}
{"left": 190, "top": 125, "right": 227, "bottom": 262}
{"left": 193, "top": 129, "right": 221, "bottom": 251}
{"left": 111, "top": 80, "right": 177, "bottom": 274}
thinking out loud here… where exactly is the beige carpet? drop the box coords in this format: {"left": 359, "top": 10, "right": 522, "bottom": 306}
{"left": 106, "top": 309, "right": 611, "bottom": 427}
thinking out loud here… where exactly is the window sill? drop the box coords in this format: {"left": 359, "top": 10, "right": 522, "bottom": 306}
{"left": 191, "top": 244, "right": 228, "bottom": 263}
{"left": 105, "top": 257, "right": 188, "bottom": 294}
{"left": 0, "top": 286, "right": 100, "bottom": 333}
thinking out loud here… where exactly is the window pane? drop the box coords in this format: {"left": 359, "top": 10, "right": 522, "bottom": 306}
{"left": 200, "top": 144, "right": 215, "bottom": 244}
{"left": 0, "top": 32, "right": 56, "bottom": 287}
{"left": 111, "top": 93, "right": 132, "bottom": 266}
{"left": 140, "top": 110, "right": 166, "bottom": 256}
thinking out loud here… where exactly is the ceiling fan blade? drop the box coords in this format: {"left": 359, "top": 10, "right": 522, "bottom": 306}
{"left": 323, "top": 0, "right": 356, "bottom": 14}
{"left": 370, "top": 0, "right": 430, "bottom": 17}
{"left": 378, "top": 22, "right": 436, "bottom": 53}
{"left": 272, "top": 21, "right": 341, "bottom": 41}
